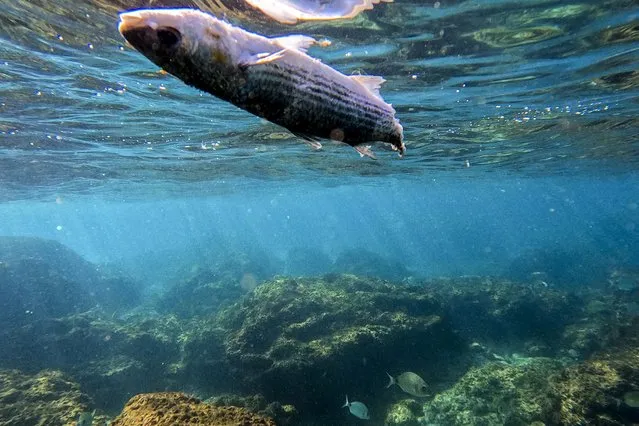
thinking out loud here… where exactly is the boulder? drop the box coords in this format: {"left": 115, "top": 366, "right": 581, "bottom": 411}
{"left": 111, "top": 392, "right": 275, "bottom": 426}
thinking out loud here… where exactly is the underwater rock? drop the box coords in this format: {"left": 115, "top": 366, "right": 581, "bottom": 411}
{"left": 422, "top": 358, "right": 563, "bottom": 425}
{"left": 0, "top": 236, "right": 140, "bottom": 327}
{"left": 384, "top": 399, "right": 421, "bottom": 426}
{"left": 560, "top": 296, "right": 624, "bottom": 358}
{"left": 552, "top": 346, "right": 639, "bottom": 425}
{"left": 207, "top": 394, "right": 298, "bottom": 425}
{"left": 111, "top": 392, "right": 275, "bottom": 426}
{"left": 0, "top": 311, "right": 183, "bottom": 412}
{"left": 156, "top": 267, "right": 246, "bottom": 318}
{"left": 173, "top": 324, "right": 236, "bottom": 394}
{"left": 156, "top": 248, "right": 281, "bottom": 318}
{"left": 559, "top": 281, "right": 639, "bottom": 359}
{"left": 217, "top": 274, "right": 465, "bottom": 421}
{"left": 424, "top": 276, "right": 582, "bottom": 354}
{"left": 0, "top": 369, "right": 94, "bottom": 426}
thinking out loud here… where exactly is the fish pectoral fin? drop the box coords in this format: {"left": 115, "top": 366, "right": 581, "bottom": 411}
{"left": 349, "top": 75, "right": 386, "bottom": 99}
{"left": 241, "top": 49, "right": 288, "bottom": 67}
{"left": 354, "top": 145, "right": 376, "bottom": 159}
{"left": 292, "top": 131, "right": 323, "bottom": 150}
{"left": 273, "top": 35, "right": 317, "bottom": 53}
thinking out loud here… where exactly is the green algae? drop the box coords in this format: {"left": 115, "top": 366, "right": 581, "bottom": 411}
{"left": 422, "top": 358, "right": 563, "bottom": 426}
{"left": 553, "top": 347, "right": 639, "bottom": 425}
{"left": 0, "top": 369, "right": 95, "bottom": 426}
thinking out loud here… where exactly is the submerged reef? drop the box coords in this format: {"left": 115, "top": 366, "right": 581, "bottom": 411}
{"left": 0, "top": 311, "right": 184, "bottom": 412}
{"left": 1, "top": 236, "right": 637, "bottom": 426}
{"left": 424, "top": 276, "right": 582, "bottom": 355}
{"left": 422, "top": 358, "right": 563, "bottom": 425}
{"left": 0, "top": 236, "right": 140, "bottom": 326}
{"left": 553, "top": 346, "right": 639, "bottom": 425}
{"left": 207, "top": 394, "right": 298, "bottom": 425}
{"left": 384, "top": 399, "right": 421, "bottom": 426}
{"left": 215, "top": 274, "right": 465, "bottom": 420}
{"left": 0, "top": 369, "right": 94, "bottom": 426}
{"left": 111, "top": 392, "right": 275, "bottom": 426}
{"left": 156, "top": 267, "right": 246, "bottom": 318}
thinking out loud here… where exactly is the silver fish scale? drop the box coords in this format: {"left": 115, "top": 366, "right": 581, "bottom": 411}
{"left": 233, "top": 62, "right": 399, "bottom": 145}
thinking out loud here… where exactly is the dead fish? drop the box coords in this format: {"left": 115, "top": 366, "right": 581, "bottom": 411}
{"left": 118, "top": 8, "right": 404, "bottom": 158}
{"left": 386, "top": 371, "right": 429, "bottom": 397}
{"left": 342, "top": 395, "right": 370, "bottom": 419}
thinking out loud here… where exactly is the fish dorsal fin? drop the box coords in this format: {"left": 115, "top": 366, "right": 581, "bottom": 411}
{"left": 350, "top": 75, "right": 386, "bottom": 99}
{"left": 272, "top": 34, "right": 317, "bottom": 53}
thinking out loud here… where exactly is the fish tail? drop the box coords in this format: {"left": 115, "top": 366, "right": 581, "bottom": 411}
{"left": 385, "top": 372, "right": 395, "bottom": 388}
{"left": 342, "top": 395, "right": 349, "bottom": 408}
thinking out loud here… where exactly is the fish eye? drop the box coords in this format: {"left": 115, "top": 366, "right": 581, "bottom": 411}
{"left": 156, "top": 27, "right": 181, "bottom": 47}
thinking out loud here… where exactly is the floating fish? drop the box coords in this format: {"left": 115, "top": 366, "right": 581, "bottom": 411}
{"left": 118, "top": 8, "right": 404, "bottom": 158}
{"left": 342, "top": 394, "right": 370, "bottom": 419}
{"left": 386, "top": 371, "right": 429, "bottom": 397}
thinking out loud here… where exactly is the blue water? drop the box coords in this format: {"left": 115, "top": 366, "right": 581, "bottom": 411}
{"left": 1, "top": 176, "right": 637, "bottom": 286}
{"left": 1, "top": 0, "right": 639, "bottom": 424}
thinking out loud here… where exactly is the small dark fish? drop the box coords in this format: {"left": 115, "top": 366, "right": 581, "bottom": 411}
{"left": 118, "top": 8, "right": 404, "bottom": 158}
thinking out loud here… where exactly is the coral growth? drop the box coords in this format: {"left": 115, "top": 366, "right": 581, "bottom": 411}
{"left": 110, "top": 392, "right": 275, "bottom": 426}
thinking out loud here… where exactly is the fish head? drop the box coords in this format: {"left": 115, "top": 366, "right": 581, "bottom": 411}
{"left": 408, "top": 377, "right": 429, "bottom": 397}
{"left": 118, "top": 9, "right": 232, "bottom": 70}
{"left": 413, "top": 382, "right": 429, "bottom": 397}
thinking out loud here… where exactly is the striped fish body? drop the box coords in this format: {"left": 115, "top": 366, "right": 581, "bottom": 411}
{"left": 118, "top": 8, "right": 404, "bottom": 156}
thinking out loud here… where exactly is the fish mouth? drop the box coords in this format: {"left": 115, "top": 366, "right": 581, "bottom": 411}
{"left": 118, "top": 11, "right": 182, "bottom": 55}
{"left": 118, "top": 11, "right": 152, "bottom": 40}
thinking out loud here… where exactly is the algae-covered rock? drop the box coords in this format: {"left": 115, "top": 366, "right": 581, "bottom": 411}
{"left": 218, "top": 274, "right": 465, "bottom": 419}
{"left": 552, "top": 346, "right": 639, "bottom": 425}
{"left": 111, "top": 392, "right": 275, "bottom": 426}
{"left": 0, "top": 369, "right": 94, "bottom": 426}
{"left": 425, "top": 276, "right": 582, "bottom": 353}
{"left": 0, "top": 311, "right": 184, "bottom": 412}
{"left": 561, "top": 296, "right": 624, "bottom": 358}
{"left": 207, "top": 393, "right": 298, "bottom": 425}
{"left": 422, "top": 358, "right": 563, "bottom": 426}
{"left": 384, "top": 399, "right": 420, "bottom": 426}
{"left": 156, "top": 267, "right": 246, "bottom": 318}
